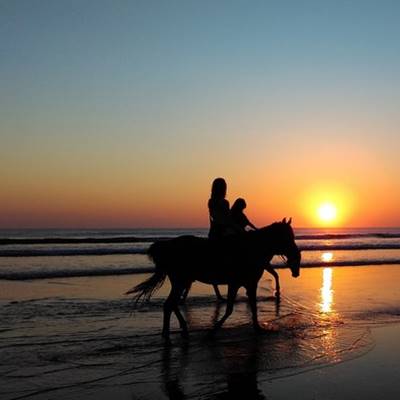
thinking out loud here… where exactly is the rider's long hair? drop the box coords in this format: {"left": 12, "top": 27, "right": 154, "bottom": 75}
{"left": 210, "top": 177, "right": 227, "bottom": 200}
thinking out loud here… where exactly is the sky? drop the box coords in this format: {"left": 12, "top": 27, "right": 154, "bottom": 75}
{"left": 1, "top": 0, "right": 400, "bottom": 228}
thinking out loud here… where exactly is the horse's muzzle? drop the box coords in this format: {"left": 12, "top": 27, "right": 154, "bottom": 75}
{"left": 289, "top": 251, "right": 301, "bottom": 278}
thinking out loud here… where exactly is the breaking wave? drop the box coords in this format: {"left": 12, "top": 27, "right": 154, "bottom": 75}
{"left": 2, "top": 259, "right": 400, "bottom": 280}
{"left": 1, "top": 231, "right": 400, "bottom": 245}
{"left": 1, "top": 243, "right": 400, "bottom": 257}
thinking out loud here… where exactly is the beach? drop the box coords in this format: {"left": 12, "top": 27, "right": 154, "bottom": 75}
{"left": 1, "top": 262, "right": 400, "bottom": 399}
{"left": 3, "top": 1, "right": 400, "bottom": 397}
{"left": 4, "top": 1, "right": 400, "bottom": 396}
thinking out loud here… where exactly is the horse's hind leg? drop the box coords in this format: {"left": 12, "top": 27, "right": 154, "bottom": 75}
{"left": 162, "top": 283, "right": 186, "bottom": 339}
{"left": 173, "top": 305, "right": 188, "bottom": 338}
{"left": 213, "top": 284, "right": 225, "bottom": 301}
{"left": 246, "top": 284, "right": 262, "bottom": 332}
{"left": 214, "top": 285, "right": 239, "bottom": 330}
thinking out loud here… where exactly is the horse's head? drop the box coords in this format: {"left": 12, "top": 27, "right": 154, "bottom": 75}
{"left": 265, "top": 218, "right": 301, "bottom": 278}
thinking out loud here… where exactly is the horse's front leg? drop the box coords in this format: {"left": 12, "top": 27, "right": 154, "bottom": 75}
{"left": 180, "top": 282, "right": 192, "bottom": 303}
{"left": 265, "top": 265, "right": 280, "bottom": 297}
{"left": 213, "top": 284, "right": 239, "bottom": 330}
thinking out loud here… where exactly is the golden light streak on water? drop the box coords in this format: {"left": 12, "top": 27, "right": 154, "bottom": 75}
{"left": 320, "top": 267, "right": 333, "bottom": 313}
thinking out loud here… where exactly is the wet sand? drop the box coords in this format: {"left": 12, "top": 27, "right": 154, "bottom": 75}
{"left": 1, "top": 266, "right": 400, "bottom": 399}
{"left": 265, "top": 324, "right": 400, "bottom": 399}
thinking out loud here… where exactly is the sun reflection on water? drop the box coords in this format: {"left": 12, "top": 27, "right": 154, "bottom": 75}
{"left": 320, "top": 267, "right": 333, "bottom": 313}
{"left": 321, "top": 252, "right": 333, "bottom": 262}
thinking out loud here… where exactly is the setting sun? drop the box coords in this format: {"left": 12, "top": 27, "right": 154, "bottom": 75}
{"left": 300, "top": 185, "right": 355, "bottom": 227}
{"left": 317, "top": 203, "right": 337, "bottom": 223}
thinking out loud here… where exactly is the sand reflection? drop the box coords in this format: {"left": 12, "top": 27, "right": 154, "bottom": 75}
{"left": 320, "top": 267, "right": 333, "bottom": 313}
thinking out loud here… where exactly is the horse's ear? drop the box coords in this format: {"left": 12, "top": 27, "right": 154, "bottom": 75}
{"left": 282, "top": 217, "right": 287, "bottom": 224}
{"left": 288, "top": 217, "right": 292, "bottom": 225}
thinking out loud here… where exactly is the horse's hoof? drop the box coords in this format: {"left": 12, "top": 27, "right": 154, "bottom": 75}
{"left": 207, "top": 328, "right": 217, "bottom": 338}
{"left": 254, "top": 325, "right": 268, "bottom": 335}
{"left": 162, "top": 331, "right": 170, "bottom": 340}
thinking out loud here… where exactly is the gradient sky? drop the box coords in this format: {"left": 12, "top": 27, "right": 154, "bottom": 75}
{"left": 1, "top": 0, "right": 399, "bottom": 228}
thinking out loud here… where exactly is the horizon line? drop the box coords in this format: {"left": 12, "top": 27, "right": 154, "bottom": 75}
{"left": 1, "top": 226, "right": 400, "bottom": 231}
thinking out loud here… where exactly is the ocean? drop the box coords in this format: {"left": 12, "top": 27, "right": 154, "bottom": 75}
{"left": 1, "top": 227, "right": 400, "bottom": 399}
{"left": 1, "top": 227, "right": 400, "bottom": 280}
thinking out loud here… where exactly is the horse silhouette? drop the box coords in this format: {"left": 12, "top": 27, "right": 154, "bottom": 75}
{"left": 127, "top": 218, "right": 301, "bottom": 338}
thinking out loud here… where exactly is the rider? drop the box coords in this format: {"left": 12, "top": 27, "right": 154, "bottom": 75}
{"left": 230, "top": 198, "right": 258, "bottom": 232}
{"left": 208, "top": 178, "right": 237, "bottom": 239}
{"left": 207, "top": 178, "right": 240, "bottom": 300}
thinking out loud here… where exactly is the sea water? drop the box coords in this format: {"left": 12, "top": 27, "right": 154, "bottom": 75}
{"left": 1, "top": 228, "right": 400, "bottom": 399}
{"left": 1, "top": 227, "right": 400, "bottom": 280}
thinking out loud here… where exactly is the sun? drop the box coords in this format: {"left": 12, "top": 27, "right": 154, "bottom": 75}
{"left": 301, "top": 184, "right": 353, "bottom": 227}
{"left": 317, "top": 202, "right": 337, "bottom": 224}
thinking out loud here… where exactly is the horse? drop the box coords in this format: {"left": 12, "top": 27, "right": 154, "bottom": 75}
{"left": 127, "top": 218, "right": 301, "bottom": 338}
{"left": 179, "top": 256, "right": 284, "bottom": 303}
{"left": 181, "top": 249, "right": 288, "bottom": 302}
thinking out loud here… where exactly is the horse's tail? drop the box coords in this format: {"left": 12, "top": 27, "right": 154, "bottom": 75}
{"left": 125, "top": 241, "right": 167, "bottom": 306}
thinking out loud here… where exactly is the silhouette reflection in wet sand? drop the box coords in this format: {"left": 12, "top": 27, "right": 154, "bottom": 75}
{"left": 154, "top": 291, "right": 374, "bottom": 400}
{"left": 127, "top": 219, "right": 301, "bottom": 338}
{"left": 161, "top": 344, "right": 268, "bottom": 400}
{"left": 160, "top": 303, "right": 279, "bottom": 400}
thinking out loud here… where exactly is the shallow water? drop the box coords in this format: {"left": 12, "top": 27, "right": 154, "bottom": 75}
{"left": 1, "top": 266, "right": 400, "bottom": 399}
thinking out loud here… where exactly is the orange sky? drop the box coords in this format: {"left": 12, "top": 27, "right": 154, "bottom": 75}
{"left": 2, "top": 127, "right": 399, "bottom": 228}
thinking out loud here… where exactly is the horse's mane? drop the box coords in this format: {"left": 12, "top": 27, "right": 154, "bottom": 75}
{"left": 250, "top": 222, "right": 282, "bottom": 237}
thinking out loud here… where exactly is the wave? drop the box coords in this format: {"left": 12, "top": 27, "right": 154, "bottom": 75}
{"left": 0, "top": 236, "right": 168, "bottom": 245}
{"left": 299, "top": 243, "right": 400, "bottom": 251}
{"left": 296, "top": 232, "right": 400, "bottom": 240}
{"left": 1, "top": 231, "right": 400, "bottom": 245}
{"left": 0, "top": 267, "right": 155, "bottom": 280}
{"left": 2, "top": 259, "right": 400, "bottom": 280}
{"left": 284, "top": 259, "right": 400, "bottom": 268}
{"left": 2, "top": 243, "right": 400, "bottom": 257}
{"left": 0, "top": 248, "right": 149, "bottom": 257}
